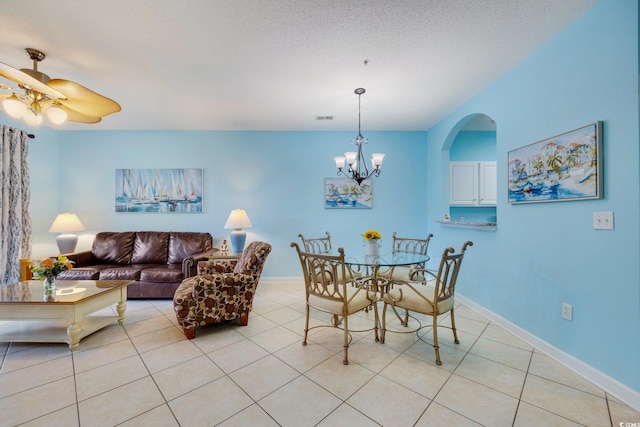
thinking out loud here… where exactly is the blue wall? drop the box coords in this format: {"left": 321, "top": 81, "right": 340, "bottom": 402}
{"left": 426, "top": 0, "right": 639, "bottom": 394}
{"left": 3, "top": 0, "right": 637, "bottom": 401}
{"left": 449, "top": 131, "right": 496, "bottom": 161}
{"left": 29, "top": 130, "right": 429, "bottom": 278}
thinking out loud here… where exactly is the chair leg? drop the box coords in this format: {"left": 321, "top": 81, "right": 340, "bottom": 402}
{"left": 450, "top": 308, "right": 460, "bottom": 344}
{"left": 182, "top": 326, "right": 196, "bottom": 339}
{"left": 342, "top": 314, "right": 349, "bottom": 365}
{"left": 303, "top": 304, "right": 310, "bottom": 346}
{"left": 432, "top": 315, "right": 441, "bottom": 365}
{"left": 239, "top": 310, "right": 249, "bottom": 326}
{"left": 380, "top": 303, "right": 387, "bottom": 344}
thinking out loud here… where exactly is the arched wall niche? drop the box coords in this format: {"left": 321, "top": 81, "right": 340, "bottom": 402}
{"left": 443, "top": 113, "right": 498, "bottom": 225}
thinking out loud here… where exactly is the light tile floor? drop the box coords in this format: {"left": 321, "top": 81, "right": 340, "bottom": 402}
{"left": 1, "top": 281, "right": 639, "bottom": 426}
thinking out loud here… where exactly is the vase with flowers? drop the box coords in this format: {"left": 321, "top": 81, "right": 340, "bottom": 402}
{"left": 363, "top": 229, "right": 382, "bottom": 256}
{"left": 30, "top": 255, "right": 74, "bottom": 293}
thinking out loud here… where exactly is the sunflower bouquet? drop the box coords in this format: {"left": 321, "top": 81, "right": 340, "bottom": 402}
{"left": 362, "top": 229, "right": 382, "bottom": 241}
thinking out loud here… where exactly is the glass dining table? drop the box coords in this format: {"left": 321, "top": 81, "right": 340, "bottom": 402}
{"left": 344, "top": 251, "right": 430, "bottom": 291}
{"left": 342, "top": 251, "right": 431, "bottom": 340}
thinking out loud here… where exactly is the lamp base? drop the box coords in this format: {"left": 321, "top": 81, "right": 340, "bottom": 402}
{"left": 56, "top": 234, "right": 78, "bottom": 254}
{"left": 229, "top": 229, "right": 247, "bottom": 254}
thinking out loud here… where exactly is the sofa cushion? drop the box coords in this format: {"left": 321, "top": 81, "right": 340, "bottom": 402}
{"left": 58, "top": 265, "right": 117, "bottom": 280}
{"left": 98, "top": 265, "right": 146, "bottom": 281}
{"left": 140, "top": 264, "right": 184, "bottom": 283}
{"left": 168, "top": 232, "right": 212, "bottom": 264}
{"left": 131, "top": 232, "right": 170, "bottom": 264}
{"left": 92, "top": 232, "right": 136, "bottom": 264}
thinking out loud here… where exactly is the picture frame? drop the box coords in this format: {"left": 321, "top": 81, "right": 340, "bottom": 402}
{"left": 508, "top": 121, "right": 603, "bottom": 204}
{"left": 324, "top": 177, "right": 372, "bottom": 209}
{"left": 115, "top": 168, "right": 203, "bottom": 213}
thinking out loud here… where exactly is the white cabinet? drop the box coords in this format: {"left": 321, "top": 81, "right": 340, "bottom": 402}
{"left": 449, "top": 161, "right": 496, "bottom": 206}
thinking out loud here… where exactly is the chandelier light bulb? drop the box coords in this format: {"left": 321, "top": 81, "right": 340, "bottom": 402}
{"left": 371, "top": 153, "right": 385, "bottom": 168}
{"left": 46, "top": 105, "right": 68, "bottom": 124}
{"left": 344, "top": 152, "right": 358, "bottom": 165}
{"left": 334, "top": 156, "right": 346, "bottom": 169}
{"left": 2, "top": 94, "right": 27, "bottom": 118}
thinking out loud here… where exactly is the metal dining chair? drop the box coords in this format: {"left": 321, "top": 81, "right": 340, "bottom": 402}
{"left": 381, "top": 241, "right": 472, "bottom": 365}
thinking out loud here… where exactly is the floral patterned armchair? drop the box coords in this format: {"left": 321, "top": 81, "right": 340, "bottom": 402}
{"left": 173, "top": 241, "right": 272, "bottom": 339}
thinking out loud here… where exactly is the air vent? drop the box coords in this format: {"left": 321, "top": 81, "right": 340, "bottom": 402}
{"left": 315, "top": 116, "right": 334, "bottom": 121}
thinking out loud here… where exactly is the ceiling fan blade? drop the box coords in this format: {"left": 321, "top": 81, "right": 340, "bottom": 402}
{"left": 0, "top": 62, "right": 65, "bottom": 99}
{"left": 57, "top": 104, "right": 102, "bottom": 124}
{"left": 47, "top": 79, "right": 120, "bottom": 118}
{"left": 0, "top": 82, "right": 15, "bottom": 90}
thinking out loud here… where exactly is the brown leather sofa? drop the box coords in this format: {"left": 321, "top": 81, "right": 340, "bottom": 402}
{"left": 56, "top": 231, "right": 216, "bottom": 298}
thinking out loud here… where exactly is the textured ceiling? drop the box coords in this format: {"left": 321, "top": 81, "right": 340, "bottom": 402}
{"left": 0, "top": 0, "right": 598, "bottom": 131}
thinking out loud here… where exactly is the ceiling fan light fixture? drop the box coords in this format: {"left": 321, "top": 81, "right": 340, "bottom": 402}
{"left": 23, "top": 109, "right": 42, "bottom": 126}
{"left": 2, "top": 93, "right": 27, "bottom": 118}
{"left": 46, "top": 105, "right": 67, "bottom": 124}
{"left": 0, "top": 48, "right": 120, "bottom": 126}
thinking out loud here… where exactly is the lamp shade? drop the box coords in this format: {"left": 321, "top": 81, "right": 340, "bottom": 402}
{"left": 224, "top": 209, "right": 252, "bottom": 229}
{"left": 49, "top": 213, "right": 85, "bottom": 233}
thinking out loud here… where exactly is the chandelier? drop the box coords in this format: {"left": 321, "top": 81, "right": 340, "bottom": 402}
{"left": 0, "top": 48, "right": 120, "bottom": 126}
{"left": 334, "top": 88, "right": 385, "bottom": 185}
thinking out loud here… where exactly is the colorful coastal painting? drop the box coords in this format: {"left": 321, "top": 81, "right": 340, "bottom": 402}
{"left": 508, "top": 122, "right": 603, "bottom": 204}
{"left": 324, "top": 177, "right": 372, "bottom": 209}
{"left": 115, "top": 168, "right": 203, "bottom": 213}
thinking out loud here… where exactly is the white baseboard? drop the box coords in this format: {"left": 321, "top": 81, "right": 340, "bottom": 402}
{"left": 260, "top": 277, "right": 301, "bottom": 285}
{"left": 457, "top": 293, "right": 640, "bottom": 412}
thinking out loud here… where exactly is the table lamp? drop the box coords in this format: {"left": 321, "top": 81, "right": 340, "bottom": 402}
{"left": 224, "top": 209, "right": 252, "bottom": 253}
{"left": 49, "top": 213, "right": 85, "bottom": 254}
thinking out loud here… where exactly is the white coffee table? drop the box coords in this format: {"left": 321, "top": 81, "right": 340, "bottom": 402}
{"left": 0, "top": 280, "right": 132, "bottom": 350}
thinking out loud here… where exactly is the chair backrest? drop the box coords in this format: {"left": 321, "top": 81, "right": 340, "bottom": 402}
{"left": 432, "top": 241, "right": 473, "bottom": 304}
{"left": 391, "top": 232, "right": 434, "bottom": 255}
{"left": 291, "top": 242, "right": 348, "bottom": 302}
{"left": 298, "top": 231, "right": 333, "bottom": 254}
{"left": 233, "top": 241, "right": 272, "bottom": 279}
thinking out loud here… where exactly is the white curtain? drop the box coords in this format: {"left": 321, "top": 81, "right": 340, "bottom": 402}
{"left": 0, "top": 125, "right": 32, "bottom": 286}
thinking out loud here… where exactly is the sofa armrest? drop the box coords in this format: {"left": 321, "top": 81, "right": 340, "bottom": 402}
{"left": 62, "top": 251, "right": 94, "bottom": 267}
{"left": 182, "top": 248, "right": 220, "bottom": 278}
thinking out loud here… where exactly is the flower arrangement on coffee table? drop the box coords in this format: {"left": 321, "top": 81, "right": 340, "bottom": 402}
{"left": 31, "top": 256, "right": 74, "bottom": 292}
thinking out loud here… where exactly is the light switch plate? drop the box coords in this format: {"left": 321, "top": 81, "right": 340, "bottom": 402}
{"left": 593, "top": 212, "right": 614, "bottom": 230}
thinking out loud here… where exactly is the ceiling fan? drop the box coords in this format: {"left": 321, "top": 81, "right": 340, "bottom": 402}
{"left": 0, "top": 48, "right": 121, "bottom": 126}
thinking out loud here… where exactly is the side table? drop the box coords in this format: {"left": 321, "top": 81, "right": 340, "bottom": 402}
{"left": 207, "top": 252, "right": 241, "bottom": 261}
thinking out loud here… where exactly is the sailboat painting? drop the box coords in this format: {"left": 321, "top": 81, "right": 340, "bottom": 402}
{"left": 116, "top": 168, "right": 203, "bottom": 213}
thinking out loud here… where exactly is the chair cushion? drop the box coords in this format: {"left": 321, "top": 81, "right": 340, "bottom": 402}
{"left": 384, "top": 283, "right": 454, "bottom": 315}
{"left": 308, "top": 285, "right": 372, "bottom": 315}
